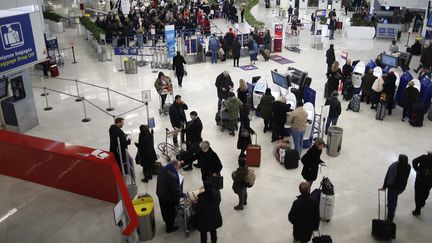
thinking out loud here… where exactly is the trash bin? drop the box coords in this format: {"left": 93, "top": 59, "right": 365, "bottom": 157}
{"left": 326, "top": 126, "right": 343, "bottom": 157}
{"left": 124, "top": 57, "right": 138, "bottom": 74}
{"left": 133, "top": 194, "right": 155, "bottom": 241}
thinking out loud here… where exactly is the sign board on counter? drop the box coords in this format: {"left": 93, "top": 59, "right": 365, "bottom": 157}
{"left": 113, "top": 47, "right": 139, "bottom": 55}
{"left": 142, "top": 90, "right": 151, "bottom": 103}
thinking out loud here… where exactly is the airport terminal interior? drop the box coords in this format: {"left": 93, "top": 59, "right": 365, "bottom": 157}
{"left": 1, "top": 0, "right": 432, "bottom": 242}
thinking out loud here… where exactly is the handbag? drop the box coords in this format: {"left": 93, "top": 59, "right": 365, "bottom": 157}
{"left": 240, "top": 126, "right": 250, "bottom": 138}
{"left": 208, "top": 175, "right": 224, "bottom": 189}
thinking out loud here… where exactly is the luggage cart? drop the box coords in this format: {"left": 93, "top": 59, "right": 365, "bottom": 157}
{"left": 285, "top": 32, "right": 300, "bottom": 53}
{"left": 157, "top": 128, "right": 181, "bottom": 161}
{"left": 176, "top": 198, "right": 196, "bottom": 236}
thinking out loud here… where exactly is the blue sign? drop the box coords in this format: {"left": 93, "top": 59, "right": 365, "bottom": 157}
{"left": 165, "top": 25, "right": 176, "bottom": 58}
{"left": 0, "top": 14, "right": 37, "bottom": 74}
{"left": 239, "top": 65, "right": 258, "bottom": 71}
{"left": 113, "top": 47, "right": 139, "bottom": 55}
{"left": 147, "top": 117, "right": 155, "bottom": 129}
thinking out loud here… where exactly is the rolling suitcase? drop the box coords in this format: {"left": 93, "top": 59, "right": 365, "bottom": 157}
{"left": 284, "top": 149, "right": 299, "bottom": 169}
{"left": 375, "top": 101, "right": 386, "bottom": 120}
{"left": 50, "top": 65, "right": 59, "bottom": 77}
{"left": 312, "top": 231, "right": 333, "bottom": 243}
{"left": 320, "top": 193, "right": 335, "bottom": 222}
{"left": 246, "top": 134, "right": 261, "bottom": 167}
{"left": 347, "top": 94, "right": 360, "bottom": 112}
{"left": 372, "top": 189, "right": 396, "bottom": 240}
{"left": 260, "top": 49, "right": 270, "bottom": 61}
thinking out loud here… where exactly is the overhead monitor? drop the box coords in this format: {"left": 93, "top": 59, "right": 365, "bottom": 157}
{"left": 381, "top": 53, "right": 398, "bottom": 68}
{"left": 271, "top": 70, "right": 289, "bottom": 89}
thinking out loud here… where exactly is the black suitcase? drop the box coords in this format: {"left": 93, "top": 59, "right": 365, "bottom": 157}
{"left": 312, "top": 231, "right": 333, "bottom": 243}
{"left": 371, "top": 189, "right": 396, "bottom": 240}
{"left": 376, "top": 101, "right": 386, "bottom": 120}
{"left": 284, "top": 149, "right": 299, "bottom": 169}
{"left": 409, "top": 102, "right": 425, "bottom": 127}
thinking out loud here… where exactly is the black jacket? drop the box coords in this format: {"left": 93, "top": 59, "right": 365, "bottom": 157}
{"left": 325, "top": 96, "right": 341, "bottom": 118}
{"left": 413, "top": 154, "right": 432, "bottom": 183}
{"left": 215, "top": 73, "right": 234, "bottom": 99}
{"left": 109, "top": 124, "right": 131, "bottom": 168}
{"left": 185, "top": 147, "right": 223, "bottom": 180}
{"left": 195, "top": 189, "right": 223, "bottom": 231}
{"left": 224, "top": 32, "right": 235, "bottom": 47}
{"left": 410, "top": 42, "right": 422, "bottom": 56}
{"left": 400, "top": 86, "right": 420, "bottom": 108}
{"left": 383, "top": 73, "right": 397, "bottom": 98}
{"left": 361, "top": 73, "right": 377, "bottom": 96}
{"left": 232, "top": 41, "right": 241, "bottom": 59}
{"left": 342, "top": 63, "right": 352, "bottom": 78}
{"left": 237, "top": 88, "right": 248, "bottom": 104}
{"left": 420, "top": 45, "right": 432, "bottom": 68}
{"left": 272, "top": 101, "right": 292, "bottom": 126}
{"left": 137, "top": 133, "right": 157, "bottom": 167}
{"left": 172, "top": 54, "right": 186, "bottom": 75}
{"left": 169, "top": 102, "right": 188, "bottom": 128}
{"left": 326, "top": 48, "right": 335, "bottom": 65}
{"left": 288, "top": 194, "right": 320, "bottom": 242}
{"left": 184, "top": 117, "right": 203, "bottom": 144}
{"left": 237, "top": 111, "right": 255, "bottom": 150}
{"left": 232, "top": 166, "right": 248, "bottom": 193}
{"left": 156, "top": 167, "right": 183, "bottom": 202}
{"left": 327, "top": 69, "right": 342, "bottom": 94}
{"left": 383, "top": 161, "right": 411, "bottom": 191}
{"left": 301, "top": 145, "right": 324, "bottom": 181}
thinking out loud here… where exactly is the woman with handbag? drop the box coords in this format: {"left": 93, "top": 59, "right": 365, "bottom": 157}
{"left": 301, "top": 138, "right": 326, "bottom": 187}
{"left": 258, "top": 88, "right": 275, "bottom": 133}
{"left": 327, "top": 61, "right": 342, "bottom": 97}
{"left": 137, "top": 125, "right": 157, "bottom": 183}
{"left": 237, "top": 104, "right": 255, "bottom": 157}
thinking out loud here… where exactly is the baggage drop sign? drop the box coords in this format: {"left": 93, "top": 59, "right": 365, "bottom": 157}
{"left": 0, "top": 14, "right": 37, "bottom": 74}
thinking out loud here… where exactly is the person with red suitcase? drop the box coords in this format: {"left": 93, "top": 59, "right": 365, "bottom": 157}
{"left": 237, "top": 104, "right": 255, "bottom": 157}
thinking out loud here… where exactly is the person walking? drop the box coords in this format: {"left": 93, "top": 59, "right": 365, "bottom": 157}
{"left": 288, "top": 182, "right": 320, "bottom": 243}
{"left": 288, "top": 5, "right": 293, "bottom": 22}
{"left": 172, "top": 51, "right": 187, "bottom": 87}
{"left": 232, "top": 157, "right": 249, "bottom": 210}
{"left": 156, "top": 160, "right": 184, "bottom": 233}
{"left": 182, "top": 141, "right": 223, "bottom": 180}
{"left": 208, "top": 34, "right": 220, "bottom": 64}
{"left": 380, "top": 154, "right": 411, "bottom": 222}
{"left": 412, "top": 151, "right": 432, "bottom": 216}
{"left": 271, "top": 96, "right": 292, "bottom": 142}
{"left": 258, "top": 88, "right": 275, "bottom": 133}
{"left": 232, "top": 37, "right": 241, "bottom": 67}
{"left": 264, "top": 29, "right": 271, "bottom": 51}
{"left": 400, "top": 80, "right": 420, "bottom": 121}
{"left": 248, "top": 38, "right": 259, "bottom": 65}
{"left": 301, "top": 138, "right": 326, "bottom": 186}
{"left": 326, "top": 44, "right": 336, "bottom": 77}
{"left": 328, "top": 16, "right": 336, "bottom": 40}
{"left": 109, "top": 117, "right": 132, "bottom": 174}
{"left": 240, "top": 4, "right": 245, "bottom": 23}
{"left": 287, "top": 101, "right": 308, "bottom": 154}
{"left": 237, "top": 79, "right": 249, "bottom": 105}
{"left": 324, "top": 91, "right": 342, "bottom": 135}
{"left": 237, "top": 104, "right": 255, "bottom": 157}
{"left": 414, "top": 42, "right": 432, "bottom": 73}
{"left": 169, "top": 95, "right": 188, "bottom": 147}
{"left": 154, "top": 72, "right": 172, "bottom": 109}
{"left": 195, "top": 180, "right": 223, "bottom": 243}
{"left": 215, "top": 71, "right": 233, "bottom": 111}
{"left": 137, "top": 125, "right": 157, "bottom": 183}
{"left": 223, "top": 92, "right": 243, "bottom": 136}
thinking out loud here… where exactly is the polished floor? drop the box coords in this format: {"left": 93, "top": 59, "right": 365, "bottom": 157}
{"left": 5, "top": 2, "right": 432, "bottom": 243}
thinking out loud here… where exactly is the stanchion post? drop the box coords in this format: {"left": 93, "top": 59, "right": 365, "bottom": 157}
{"left": 405, "top": 31, "right": 411, "bottom": 47}
{"left": 81, "top": 98, "right": 91, "bottom": 122}
{"left": 40, "top": 76, "right": 49, "bottom": 97}
{"left": 119, "top": 54, "right": 125, "bottom": 72}
{"left": 43, "top": 87, "right": 53, "bottom": 111}
{"left": 75, "top": 79, "right": 83, "bottom": 102}
{"left": 72, "top": 46, "right": 77, "bottom": 64}
{"left": 106, "top": 88, "right": 115, "bottom": 111}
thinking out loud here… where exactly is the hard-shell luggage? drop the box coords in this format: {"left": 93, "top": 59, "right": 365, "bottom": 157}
{"left": 50, "top": 65, "right": 59, "bottom": 77}
{"left": 409, "top": 101, "right": 425, "bottom": 127}
{"left": 284, "top": 149, "right": 299, "bottom": 169}
{"left": 319, "top": 193, "right": 335, "bottom": 222}
{"left": 372, "top": 189, "right": 396, "bottom": 240}
{"left": 376, "top": 101, "right": 386, "bottom": 120}
{"left": 347, "top": 94, "right": 360, "bottom": 112}
{"left": 246, "top": 134, "right": 261, "bottom": 167}
{"left": 336, "top": 20, "right": 343, "bottom": 30}
{"left": 260, "top": 49, "right": 270, "bottom": 61}
{"left": 312, "top": 231, "right": 333, "bottom": 243}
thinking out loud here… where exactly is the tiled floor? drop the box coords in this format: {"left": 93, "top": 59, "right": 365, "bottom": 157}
{"left": 3, "top": 2, "right": 432, "bottom": 243}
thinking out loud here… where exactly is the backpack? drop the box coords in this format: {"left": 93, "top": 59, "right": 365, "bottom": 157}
{"left": 347, "top": 94, "right": 360, "bottom": 112}
{"left": 244, "top": 169, "right": 256, "bottom": 188}
{"left": 320, "top": 177, "right": 334, "bottom": 195}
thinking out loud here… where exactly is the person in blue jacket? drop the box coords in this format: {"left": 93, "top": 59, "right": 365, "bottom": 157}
{"left": 208, "top": 34, "right": 220, "bottom": 64}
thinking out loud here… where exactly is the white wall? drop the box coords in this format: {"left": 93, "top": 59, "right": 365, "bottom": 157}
{"left": 379, "top": 0, "right": 429, "bottom": 9}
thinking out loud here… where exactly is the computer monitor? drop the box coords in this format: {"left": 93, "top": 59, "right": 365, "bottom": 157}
{"left": 252, "top": 76, "right": 261, "bottom": 83}
{"left": 0, "top": 77, "right": 8, "bottom": 99}
{"left": 381, "top": 53, "right": 398, "bottom": 68}
{"left": 315, "top": 10, "right": 326, "bottom": 18}
{"left": 271, "top": 70, "right": 289, "bottom": 89}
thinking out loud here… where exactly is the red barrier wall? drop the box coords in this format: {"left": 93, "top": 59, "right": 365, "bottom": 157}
{"left": 0, "top": 130, "right": 138, "bottom": 235}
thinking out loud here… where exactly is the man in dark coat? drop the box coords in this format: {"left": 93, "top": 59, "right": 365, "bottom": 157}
{"left": 328, "top": 16, "right": 336, "bottom": 40}
{"left": 383, "top": 71, "right": 397, "bottom": 115}
{"left": 215, "top": 71, "right": 234, "bottom": 110}
{"left": 183, "top": 111, "right": 203, "bottom": 154}
{"left": 412, "top": 151, "right": 432, "bottom": 216}
{"left": 182, "top": 141, "right": 222, "bottom": 179}
{"left": 288, "top": 182, "right": 320, "bottom": 243}
{"left": 172, "top": 51, "right": 187, "bottom": 87}
{"left": 156, "top": 160, "right": 184, "bottom": 233}
{"left": 196, "top": 181, "right": 223, "bottom": 243}
{"left": 288, "top": 5, "right": 293, "bottom": 22}
{"left": 380, "top": 154, "right": 411, "bottom": 222}
{"left": 271, "top": 96, "right": 291, "bottom": 142}
{"left": 324, "top": 91, "right": 342, "bottom": 134}
{"left": 169, "top": 95, "right": 188, "bottom": 146}
{"left": 360, "top": 69, "right": 377, "bottom": 104}
{"left": 400, "top": 80, "right": 420, "bottom": 121}
{"left": 232, "top": 37, "right": 241, "bottom": 67}
{"left": 326, "top": 44, "right": 336, "bottom": 77}
{"left": 301, "top": 139, "right": 326, "bottom": 186}
{"left": 137, "top": 125, "right": 157, "bottom": 183}
{"left": 109, "top": 117, "right": 131, "bottom": 174}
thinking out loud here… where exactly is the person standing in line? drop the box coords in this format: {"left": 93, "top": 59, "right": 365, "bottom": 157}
{"left": 232, "top": 37, "right": 241, "bottom": 67}
{"left": 232, "top": 157, "right": 249, "bottom": 210}
{"left": 215, "top": 71, "right": 233, "bottom": 111}
{"left": 182, "top": 141, "right": 223, "bottom": 180}
{"left": 288, "top": 182, "right": 320, "bottom": 243}
{"left": 380, "top": 154, "right": 411, "bottom": 222}
{"left": 172, "top": 51, "right": 187, "bottom": 87}
{"left": 248, "top": 38, "right": 259, "bottom": 65}
{"left": 400, "top": 81, "right": 420, "bottom": 122}
{"left": 264, "top": 29, "right": 272, "bottom": 51}
{"left": 342, "top": 59, "right": 353, "bottom": 92}
{"left": 288, "top": 5, "right": 293, "bottom": 22}
{"left": 137, "top": 125, "right": 157, "bottom": 183}
{"left": 324, "top": 91, "right": 342, "bottom": 135}
{"left": 237, "top": 79, "right": 249, "bottom": 105}
{"left": 328, "top": 16, "right": 336, "bottom": 40}
{"left": 156, "top": 160, "right": 184, "bottom": 233}
{"left": 223, "top": 92, "right": 243, "bottom": 136}
{"left": 310, "top": 12, "right": 316, "bottom": 34}
{"left": 327, "top": 61, "right": 343, "bottom": 96}
{"left": 301, "top": 138, "right": 326, "bottom": 187}
{"left": 109, "top": 117, "right": 132, "bottom": 174}
{"left": 237, "top": 104, "right": 255, "bottom": 157}
{"left": 271, "top": 96, "right": 291, "bottom": 142}
{"left": 208, "top": 34, "right": 220, "bottom": 64}
{"left": 287, "top": 101, "right": 308, "bottom": 155}
{"left": 195, "top": 180, "right": 223, "bottom": 243}
{"left": 360, "top": 69, "right": 377, "bottom": 103}
{"left": 169, "top": 95, "right": 188, "bottom": 147}
{"left": 154, "top": 72, "right": 172, "bottom": 109}
{"left": 412, "top": 151, "right": 432, "bottom": 216}
{"left": 370, "top": 75, "right": 385, "bottom": 109}
{"left": 326, "top": 44, "right": 336, "bottom": 77}
{"left": 383, "top": 71, "right": 397, "bottom": 115}
{"left": 258, "top": 88, "right": 275, "bottom": 133}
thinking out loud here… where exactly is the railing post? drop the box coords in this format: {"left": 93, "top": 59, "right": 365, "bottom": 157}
{"left": 106, "top": 88, "right": 115, "bottom": 111}
{"left": 75, "top": 79, "right": 83, "bottom": 102}
{"left": 43, "top": 87, "right": 53, "bottom": 111}
{"left": 71, "top": 45, "right": 77, "bottom": 64}
{"left": 81, "top": 98, "right": 91, "bottom": 122}
{"left": 40, "top": 76, "right": 49, "bottom": 97}
{"left": 119, "top": 54, "right": 125, "bottom": 72}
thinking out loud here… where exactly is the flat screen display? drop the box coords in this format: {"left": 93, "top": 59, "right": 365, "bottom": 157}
{"left": 254, "top": 82, "right": 266, "bottom": 93}
{"left": 0, "top": 77, "right": 8, "bottom": 99}
{"left": 381, "top": 54, "right": 398, "bottom": 68}
{"left": 271, "top": 70, "right": 288, "bottom": 89}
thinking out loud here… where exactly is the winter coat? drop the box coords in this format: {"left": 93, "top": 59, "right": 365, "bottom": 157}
{"left": 208, "top": 37, "right": 220, "bottom": 52}
{"left": 326, "top": 48, "right": 335, "bottom": 65}
{"left": 185, "top": 147, "right": 223, "bottom": 180}
{"left": 237, "top": 88, "right": 248, "bottom": 104}
{"left": 232, "top": 41, "right": 241, "bottom": 59}
{"left": 327, "top": 69, "right": 342, "bottom": 94}
{"left": 232, "top": 166, "right": 248, "bottom": 194}
{"left": 383, "top": 161, "right": 411, "bottom": 192}
{"left": 184, "top": 117, "right": 203, "bottom": 145}
{"left": 272, "top": 101, "right": 291, "bottom": 126}
{"left": 156, "top": 166, "right": 183, "bottom": 202}
{"left": 400, "top": 86, "right": 420, "bottom": 108}
{"left": 264, "top": 33, "right": 271, "bottom": 50}
{"left": 420, "top": 45, "right": 432, "bottom": 67}
{"left": 195, "top": 189, "right": 223, "bottom": 231}
{"left": 172, "top": 54, "right": 186, "bottom": 76}
{"left": 413, "top": 154, "right": 432, "bottom": 184}
{"left": 324, "top": 96, "right": 341, "bottom": 118}
{"left": 301, "top": 145, "right": 324, "bottom": 181}
{"left": 258, "top": 94, "right": 275, "bottom": 120}
{"left": 361, "top": 73, "right": 377, "bottom": 96}
{"left": 169, "top": 102, "right": 188, "bottom": 128}
{"left": 383, "top": 73, "right": 397, "bottom": 100}
{"left": 215, "top": 73, "right": 234, "bottom": 99}
{"left": 223, "top": 96, "right": 243, "bottom": 120}
{"left": 288, "top": 194, "right": 320, "bottom": 242}
{"left": 137, "top": 133, "right": 157, "bottom": 168}
{"left": 224, "top": 32, "right": 235, "bottom": 47}
{"left": 237, "top": 111, "right": 254, "bottom": 150}
{"left": 109, "top": 124, "right": 130, "bottom": 169}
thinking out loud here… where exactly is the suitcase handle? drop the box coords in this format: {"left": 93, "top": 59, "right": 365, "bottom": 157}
{"left": 378, "top": 188, "right": 387, "bottom": 220}
{"left": 254, "top": 133, "right": 258, "bottom": 145}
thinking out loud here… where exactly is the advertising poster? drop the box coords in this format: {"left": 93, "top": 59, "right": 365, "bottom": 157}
{"left": 273, "top": 23, "right": 283, "bottom": 52}
{"left": 165, "top": 25, "right": 176, "bottom": 58}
